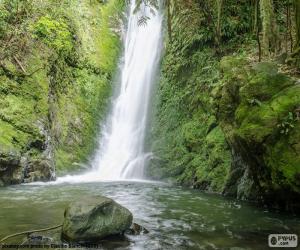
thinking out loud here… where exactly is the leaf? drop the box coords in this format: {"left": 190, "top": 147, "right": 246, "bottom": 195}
{"left": 137, "top": 15, "right": 150, "bottom": 26}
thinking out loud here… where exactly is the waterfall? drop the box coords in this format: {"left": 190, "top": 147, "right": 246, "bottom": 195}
{"left": 56, "top": 0, "right": 163, "bottom": 183}
{"left": 92, "top": 0, "right": 163, "bottom": 180}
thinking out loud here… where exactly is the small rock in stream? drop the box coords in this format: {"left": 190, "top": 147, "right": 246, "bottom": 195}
{"left": 126, "top": 223, "right": 149, "bottom": 235}
{"left": 27, "top": 234, "right": 53, "bottom": 245}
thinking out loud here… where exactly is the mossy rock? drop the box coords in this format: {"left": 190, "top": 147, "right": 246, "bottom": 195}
{"left": 216, "top": 57, "right": 300, "bottom": 207}
{"left": 62, "top": 196, "right": 133, "bottom": 243}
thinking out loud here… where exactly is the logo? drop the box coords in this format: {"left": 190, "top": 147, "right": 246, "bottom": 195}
{"left": 268, "top": 234, "right": 298, "bottom": 248}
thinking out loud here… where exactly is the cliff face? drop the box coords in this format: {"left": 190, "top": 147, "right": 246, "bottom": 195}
{"left": 0, "top": 0, "right": 124, "bottom": 185}
{"left": 150, "top": 0, "right": 300, "bottom": 211}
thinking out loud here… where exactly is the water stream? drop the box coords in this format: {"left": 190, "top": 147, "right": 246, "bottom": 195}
{"left": 0, "top": 182, "right": 299, "bottom": 249}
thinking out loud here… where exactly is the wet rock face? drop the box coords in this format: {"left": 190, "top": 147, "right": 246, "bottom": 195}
{"left": 62, "top": 196, "right": 133, "bottom": 243}
{"left": 0, "top": 151, "right": 23, "bottom": 185}
{"left": 0, "top": 150, "right": 55, "bottom": 185}
{"left": 23, "top": 158, "right": 55, "bottom": 183}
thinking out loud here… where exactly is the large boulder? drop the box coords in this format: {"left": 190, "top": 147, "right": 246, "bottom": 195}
{"left": 215, "top": 57, "right": 300, "bottom": 211}
{"left": 62, "top": 196, "right": 133, "bottom": 243}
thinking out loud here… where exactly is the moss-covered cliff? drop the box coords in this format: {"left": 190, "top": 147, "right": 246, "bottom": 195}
{"left": 216, "top": 57, "right": 300, "bottom": 210}
{"left": 150, "top": 0, "right": 300, "bottom": 211}
{"left": 0, "top": 0, "right": 124, "bottom": 185}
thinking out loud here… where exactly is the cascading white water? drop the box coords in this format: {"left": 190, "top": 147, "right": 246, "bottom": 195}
{"left": 56, "top": 0, "right": 163, "bottom": 183}
{"left": 92, "top": 0, "right": 163, "bottom": 180}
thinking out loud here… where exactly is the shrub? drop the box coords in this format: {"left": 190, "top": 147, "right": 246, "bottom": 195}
{"left": 32, "top": 16, "right": 73, "bottom": 55}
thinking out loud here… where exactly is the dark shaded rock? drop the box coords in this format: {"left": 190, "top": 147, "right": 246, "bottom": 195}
{"left": 28, "top": 138, "right": 46, "bottom": 151}
{"left": 24, "top": 159, "right": 55, "bottom": 183}
{"left": 62, "top": 196, "right": 133, "bottom": 243}
{"left": 0, "top": 150, "right": 23, "bottom": 185}
{"left": 27, "top": 234, "right": 54, "bottom": 245}
{"left": 125, "top": 223, "right": 149, "bottom": 236}
{"left": 0, "top": 151, "right": 55, "bottom": 185}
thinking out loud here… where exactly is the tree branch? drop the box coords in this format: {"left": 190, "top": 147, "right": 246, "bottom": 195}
{"left": 0, "top": 224, "right": 62, "bottom": 244}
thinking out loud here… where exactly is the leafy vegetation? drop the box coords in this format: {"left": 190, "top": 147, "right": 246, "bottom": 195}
{"left": 277, "top": 112, "right": 299, "bottom": 135}
{"left": 150, "top": 0, "right": 300, "bottom": 210}
{"left": 31, "top": 16, "right": 74, "bottom": 55}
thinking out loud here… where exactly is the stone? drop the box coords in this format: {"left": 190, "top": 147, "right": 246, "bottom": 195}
{"left": 24, "top": 159, "right": 55, "bottom": 183}
{"left": 27, "top": 234, "right": 53, "bottom": 245}
{"left": 125, "top": 223, "right": 149, "bottom": 235}
{"left": 62, "top": 196, "right": 133, "bottom": 243}
{"left": 0, "top": 150, "right": 22, "bottom": 185}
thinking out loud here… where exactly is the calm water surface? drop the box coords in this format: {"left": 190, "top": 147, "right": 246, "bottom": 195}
{"left": 0, "top": 181, "right": 299, "bottom": 249}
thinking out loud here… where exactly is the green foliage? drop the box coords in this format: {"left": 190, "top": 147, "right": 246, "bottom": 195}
{"left": 49, "top": 0, "right": 124, "bottom": 173}
{"left": 277, "top": 112, "right": 299, "bottom": 135}
{"left": 32, "top": 16, "right": 74, "bottom": 54}
{"left": 149, "top": 1, "right": 231, "bottom": 191}
{"left": 260, "top": 0, "right": 279, "bottom": 55}
{"left": 134, "top": 0, "right": 159, "bottom": 13}
{"left": 0, "top": 0, "right": 34, "bottom": 69}
{"left": 166, "top": 0, "right": 254, "bottom": 48}
{"left": 98, "top": 0, "right": 125, "bottom": 73}
{"left": 0, "top": 0, "right": 123, "bottom": 178}
{"left": 0, "top": 0, "right": 34, "bottom": 38}
{"left": 0, "top": 53, "right": 49, "bottom": 155}
{"left": 151, "top": 0, "right": 300, "bottom": 202}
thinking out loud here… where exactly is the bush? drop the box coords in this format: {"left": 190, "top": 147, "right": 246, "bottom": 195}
{"left": 32, "top": 16, "right": 74, "bottom": 55}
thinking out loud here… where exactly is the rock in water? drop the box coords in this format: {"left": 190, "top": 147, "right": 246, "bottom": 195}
{"left": 125, "top": 223, "right": 149, "bottom": 235}
{"left": 62, "top": 196, "right": 133, "bottom": 243}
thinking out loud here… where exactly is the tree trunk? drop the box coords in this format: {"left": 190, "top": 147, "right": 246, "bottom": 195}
{"left": 255, "top": 0, "right": 262, "bottom": 61}
{"left": 216, "top": 0, "right": 223, "bottom": 46}
{"left": 253, "top": 0, "right": 259, "bottom": 35}
{"left": 294, "top": 0, "right": 300, "bottom": 50}
{"left": 260, "top": 0, "right": 278, "bottom": 56}
{"left": 291, "top": 0, "right": 300, "bottom": 67}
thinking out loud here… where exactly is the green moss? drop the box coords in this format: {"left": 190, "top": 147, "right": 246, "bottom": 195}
{"left": 196, "top": 127, "right": 230, "bottom": 192}
{"left": 266, "top": 125, "right": 300, "bottom": 192}
{"left": 149, "top": 3, "right": 232, "bottom": 192}
{"left": 66, "top": 0, "right": 124, "bottom": 73}
{"left": 217, "top": 55, "right": 300, "bottom": 197}
{"left": 50, "top": 0, "right": 124, "bottom": 174}
{"left": 237, "top": 86, "right": 300, "bottom": 142}
{"left": 98, "top": 0, "right": 124, "bottom": 73}
{"left": 0, "top": 47, "right": 49, "bottom": 155}
{"left": 0, "top": 120, "right": 30, "bottom": 151}
{"left": 0, "top": 0, "right": 124, "bottom": 180}
{"left": 53, "top": 71, "right": 112, "bottom": 173}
